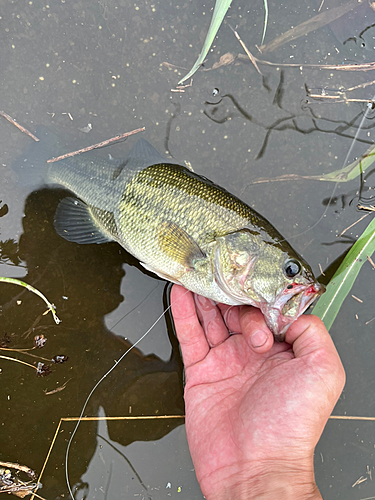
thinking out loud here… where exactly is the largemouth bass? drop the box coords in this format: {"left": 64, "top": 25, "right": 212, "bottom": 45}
{"left": 17, "top": 128, "right": 324, "bottom": 341}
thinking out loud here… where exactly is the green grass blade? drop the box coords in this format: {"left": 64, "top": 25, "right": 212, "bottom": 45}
{"left": 317, "top": 144, "right": 375, "bottom": 182}
{"left": 313, "top": 216, "right": 375, "bottom": 330}
{"left": 178, "top": 0, "right": 233, "bottom": 85}
{"left": 0, "top": 276, "right": 61, "bottom": 324}
{"left": 260, "top": 0, "right": 269, "bottom": 45}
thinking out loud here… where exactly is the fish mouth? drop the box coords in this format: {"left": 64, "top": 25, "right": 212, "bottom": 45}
{"left": 261, "top": 282, "right": 325, "bottom": 342}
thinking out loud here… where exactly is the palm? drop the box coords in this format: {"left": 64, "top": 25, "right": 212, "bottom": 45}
{"left": 171, "top": 285, "right": 345, "bottom": 496}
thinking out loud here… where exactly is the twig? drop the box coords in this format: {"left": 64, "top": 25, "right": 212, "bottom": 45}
{"left": 358, "top": 204, "right": 375, "bottom": 212}
{"left": 367, "top": 255, "right": 375, "bottom": 269}
{"left": 161, "top": 62, "right": 187, "bottom": 71}
{"left": 47, "top": 126, "right": 145, "bottom": 163}
{"left": 330, "top": 415, "right": 375, "bottom": 420}
{"left": 308, "top": 94, "right": 374, "bottom": 104}
{"left": 0, "top": 462, "right": 36, "bottom": 479}
{"left": 367, "top": 465, "right": 372, "bottom": 481}
{"left": 237, "top": 53, "right": 375, "bottom": 72}
{"left": 346, "top": 79, "right": 375, "bottom": 92}
{"left": 30, "top": 491, "right": 47, "bottom": 500}
{"left": 207, "top": 50, "right": 375, "bottom": 79}
{"left": 352, "top": 476, "right": 367, "bottom": 487}
{"left": 0, "top": 354, "right": 37, "bottom": 370}
{"left": 0, "top": 111, "right": 39, "bottom": 141}
{"left": 229, "top": 25, "right": 262, "bottom": 75}
{"left": 171, "top": 79, "right": 193, "bottom": 93}
{"left": 44, "top": 378, "right": 72, "bottom": 395}
{"left": 339, "top": 213, "right": 369, "bottom": 236}
{"left": 351, "top": 294, "right": 363, "bottom": 303}
{"left": 0, "top": 347, "right": 51, "bottom": 363}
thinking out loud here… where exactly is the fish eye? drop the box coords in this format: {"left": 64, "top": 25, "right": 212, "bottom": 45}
{"left": 283, "top": 259, "right": 301, "bottom": 279}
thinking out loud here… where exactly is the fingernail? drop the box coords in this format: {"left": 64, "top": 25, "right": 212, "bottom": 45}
{"left": 250, "top": 330, "right": 268, "bottom": 348}
{"left": 222, "top": 306, "right": 235, "bottom": 326}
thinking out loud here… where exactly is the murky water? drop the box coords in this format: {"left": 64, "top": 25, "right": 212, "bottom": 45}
{"left": 0, "top": 0, "right": 375, "bottom": 498}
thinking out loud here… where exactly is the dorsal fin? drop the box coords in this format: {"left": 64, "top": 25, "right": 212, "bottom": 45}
{"left": 124, "top": 139, "right": 181, "bottom": 171}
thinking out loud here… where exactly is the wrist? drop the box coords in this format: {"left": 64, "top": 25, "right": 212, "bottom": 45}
{"left": 201, "top": 463, "right": 322, "bottom": 500}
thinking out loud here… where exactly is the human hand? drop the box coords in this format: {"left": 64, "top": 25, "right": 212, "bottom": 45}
{"left": 170, "top": 284, "right": 345, "bottom": 500}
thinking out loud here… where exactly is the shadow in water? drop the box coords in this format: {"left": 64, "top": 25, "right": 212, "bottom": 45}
{"left": 0, "top": 188, "right": 184, "bottom": 498}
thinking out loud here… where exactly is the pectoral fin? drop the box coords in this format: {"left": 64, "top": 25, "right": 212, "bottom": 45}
{"left": 54, "top": 197, "right": 113, "bottom": 244}
{"left": 158, "top": 221, "right": 206, "bottom": 268}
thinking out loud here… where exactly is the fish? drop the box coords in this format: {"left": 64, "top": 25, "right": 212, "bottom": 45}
{"left": 16, "top": 127, "right": 324, "bottom": 341}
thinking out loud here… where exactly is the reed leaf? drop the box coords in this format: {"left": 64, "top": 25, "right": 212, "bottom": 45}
{"left": 313, "top": 216, "right": 375, "bottom": 330}
{"left": 178, "top": 0, "right": 232, "bottom": 85}
{"left": 316, "top": 144, "right": 375, "bottom": 182}
{"left": 0, "top": 277, "right": 61, "bottom": 324}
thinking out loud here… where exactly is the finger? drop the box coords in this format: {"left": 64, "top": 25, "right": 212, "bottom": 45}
{"left": 286, "top": 314, "right": 346, "bottom": 399}
{"left": 194, "top": 294, "right": 230, "bottom": 347}
{"left": 170, "top": 285, "right": 210, "bottom": 367}
{"left": 239, "top": 306, "right": 275, "bottom": 353}
{"left": 217, "top": 304, "right": 241, "bottom": 333}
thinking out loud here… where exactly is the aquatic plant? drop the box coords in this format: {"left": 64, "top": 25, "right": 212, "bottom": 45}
{"left": 178, "top": 0, "right": 269, "bottom": 84}
{"left": 313, "top": 216, "right": 375, "bottom": 330}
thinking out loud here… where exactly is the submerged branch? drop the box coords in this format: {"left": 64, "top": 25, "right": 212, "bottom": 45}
{"left": 47, "top": 127, "right": 145, "bottom": 163}
{"left": 0, "top": 111, "right": 39, "bottom": 141}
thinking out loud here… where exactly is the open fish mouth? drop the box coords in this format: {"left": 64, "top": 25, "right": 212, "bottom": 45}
{"left": 263, "top": 282, "right": 325, "bottom": 342}
{"left": 282, "top": 282, "right": 325, "bottom": 318}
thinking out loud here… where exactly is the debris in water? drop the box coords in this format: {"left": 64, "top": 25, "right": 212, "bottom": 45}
{"left": 51, "top": 355, "right": 68, "bottom": 364}
{"left": 78, "top": 123, "right": 92, "bottom": 133}
{"left": 0, "top": 110, "right": 39, "bottom": 141}
{"left": 0, "top": 460, "right": 42, "bottom": 498}
{"left": 34, "top": 335, "right": 47, "bottom": 348}
{"left": 36, "top": 362, "right": 52, "bottom": 377}
{"left": 47, "top": 127, "right": 145, "bottom": 163}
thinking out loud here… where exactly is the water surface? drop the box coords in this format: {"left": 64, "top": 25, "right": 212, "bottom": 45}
{"left": 0, "top": 0, "right": 375, "bottom": 498}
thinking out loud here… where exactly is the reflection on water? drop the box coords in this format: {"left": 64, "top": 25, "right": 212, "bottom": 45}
{"left": 69, "top": 409, "right": 197, "bottom": 500}
{"left": 0, "top": 0, "right": 375, "bottom": 498}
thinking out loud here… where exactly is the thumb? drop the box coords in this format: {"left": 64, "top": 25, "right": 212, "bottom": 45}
{"left": 286, "top": 314, "right": 346, "bottom": 400}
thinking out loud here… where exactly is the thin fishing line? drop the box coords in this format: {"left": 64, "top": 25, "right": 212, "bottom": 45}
{"left": 110, "top": 282, "right": 160, "bottom": 331}
{"left": 287, "top": 98, "right": 375, "bottom": 242}
{"left": 65, "top": 286, "right": 190, "bottom": 500}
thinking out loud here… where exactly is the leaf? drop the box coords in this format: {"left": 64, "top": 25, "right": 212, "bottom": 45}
{"left": 250, "top": 143, "right": 375, "bottom": 184}
{"left": 178, "top": 0, "right": 233, "bottom": 85}
{"left": 313, "top": 216, "right": 375, "bottom": 330}
{"left": 315, "top": 144, "right": 375, "bottom": 182}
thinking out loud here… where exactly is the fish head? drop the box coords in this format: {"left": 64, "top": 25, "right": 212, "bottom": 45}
{"left": 214, "top": 229, "right": 325, "bottom": 341}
